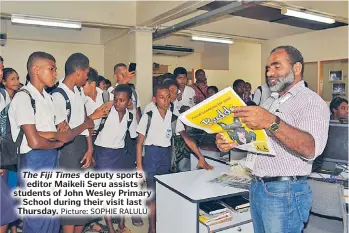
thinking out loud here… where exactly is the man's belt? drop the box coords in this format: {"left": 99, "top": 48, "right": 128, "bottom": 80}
{"left": 254, "top": 176, "right": 307, "bottom": 183}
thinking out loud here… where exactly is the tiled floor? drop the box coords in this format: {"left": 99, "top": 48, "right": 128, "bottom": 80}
{"left": 86, "top": 218, "right": 149, "bottom": 233}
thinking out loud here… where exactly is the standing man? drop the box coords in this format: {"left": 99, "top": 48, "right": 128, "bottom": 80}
{"left": 192, "top": 69, "right": 208, "bottom": 104}
{"left": 216, "top": 46, "right": 330, "bottom": 233}
{"left": 253, "top": 67, "right": 271, "bottom": 106}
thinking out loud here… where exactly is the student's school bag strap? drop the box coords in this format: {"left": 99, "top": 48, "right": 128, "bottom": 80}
{"left": 16, "top": 89, "right": 36, "bottom": 145}
{"left": 52, "top": 87, "right": 71, "bottom": 123}
{"left": 257, "top": 86, "right": 262, "bottom": 104}
{"left": 0, "top": 88, "right": 6, "bottom": 101}
{"left": 130, "top": 87, "right": 138, "bottom": 108}
{"left": 145, "top": 111, "right": 177, "bottom": 138}
{"left": 127, "top": 112, "right": 133, "bottom": 130}
{"left": 102, "top": 90, "right": 110, "bottom": 103}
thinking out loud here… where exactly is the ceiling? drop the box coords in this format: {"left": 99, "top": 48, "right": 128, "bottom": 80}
{"left": 0, "top": 1, "right": 347, "bottom": 44}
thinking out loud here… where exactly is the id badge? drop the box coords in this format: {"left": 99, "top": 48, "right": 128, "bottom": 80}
{"left": 245, "top": 153, "right": 257, "bottom": 170}
{"left": 165, "top": 129, "right": 172, "bottom": 139}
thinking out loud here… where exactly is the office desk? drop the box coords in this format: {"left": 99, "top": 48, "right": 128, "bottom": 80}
{"left": 155, "top": 166, "right": 253, "bottom": 233}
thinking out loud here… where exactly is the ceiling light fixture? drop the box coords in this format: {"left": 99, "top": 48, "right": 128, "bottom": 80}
{"left": 11, "top": 14, "right": 82, "bottom": 29}
{"left": 281, "top": 8, "right": 335, "bottom": 24}
{"left": 191, "top": 35, "right": 233, "bottom": 44}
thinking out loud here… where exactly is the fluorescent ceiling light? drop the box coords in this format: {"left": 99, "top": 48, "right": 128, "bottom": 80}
{"left": 11, "top": 14, "right": 82, "bottom": 29}
{"left": 191, "top": 36, "right": 233, "bottom": 44}
{"left": 281, "top": 8, "right": 335, "bottom": 24}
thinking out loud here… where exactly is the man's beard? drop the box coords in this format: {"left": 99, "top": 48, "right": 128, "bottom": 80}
{"left": 267, "top": 70, "right": 295, "bottom": 92}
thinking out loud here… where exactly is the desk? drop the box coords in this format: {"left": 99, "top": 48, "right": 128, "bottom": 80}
{"left": 309, "top": 172, "right": 349, "bottom": 205}
{"left": 155, "top": 166, "right": 253, "bottom": 233}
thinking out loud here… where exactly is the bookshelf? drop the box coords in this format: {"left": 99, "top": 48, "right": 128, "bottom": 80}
{"left": 155, "top": 166, "right": 252, "bottom": 233}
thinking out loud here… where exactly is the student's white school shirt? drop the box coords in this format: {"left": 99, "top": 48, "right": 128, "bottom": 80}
{"left": 84, "top": 87, "right": 104, "bottom": 130}
{"left": 143, "top": 101, "right": 180, "bottom": 116}
{"left": 108, "top": 84, "right": 141, "bottom": 115}
{"left": 52, "top": 81, "right": 89, "bottom": 136}
{"left": 0, "top": 89, "right": 11, "bottom": 112}
{"left": 137, "top": 108, "right": 179, "bottom": 147}
{"left": 9, "top": 83, "right": 58, "bottom": 154}
{"left": 94, "top": 108, "right": 137, "bottom": 149}
{"left": 177, "top": 86, "right": 195, "bottom": 110}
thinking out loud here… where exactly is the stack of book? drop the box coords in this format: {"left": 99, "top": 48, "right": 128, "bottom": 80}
{"left": 199, "top": 201, "right": 233, "bottom": 226}
{"left": 220, "top": 195, "right": 250, "bottom": 213}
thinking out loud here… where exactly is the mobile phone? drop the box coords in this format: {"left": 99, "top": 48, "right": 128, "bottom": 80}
{"left": 129, "top": 63, "right": 136, "bottom": 72}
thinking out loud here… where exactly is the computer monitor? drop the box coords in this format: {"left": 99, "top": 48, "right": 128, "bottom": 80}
{"left": 314, "top": 123, "right": 348, "bottom": 172}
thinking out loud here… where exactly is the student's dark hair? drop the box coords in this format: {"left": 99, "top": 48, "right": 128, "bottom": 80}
{"left": 271, "top": 45, "right": 304, "bottom": 77}
{"left": 113, "top": 63, "right": 127, "bottom": 73}
{"left": 97, "top": 75, "right": 105, "bottom": 86}
{"left": 245, "top": 82, "right": 251, "bottom": 87}
{"left": 163, "top": 73, "right": 174, "bottom": 82}
{"left": 195, "top": 69, "right": 205, "bottom": 76}
{"left": 27, "top": 51, "right": 56, "bottom": 73}
{"left": 233, "top": 79, "right": 245, "bottom": 89}
{"left": 114, "top": 84, "right": 132, "bottom": 100}
{"left": 87, "top": 67, "right": 99, "bottom": 84}
{"left": 330, "top": 97, "right": 348, "bottom": 114}
{"left": 153, "top": 84, "right": 169, "bottom": 97}
{"left": 25, "top": 73, "right": 30, "bottom": 85}
{"left": 1, "top": 68, "right": 18, "bottom": 88}
{"left": 0, "top": 56, "right": 3, "bottom": 62}
{"left": 207, "top": 86, "right": 218, "bottom": 94}
{"left": 2, "top": 68, "right": 18, "bottom": 82}
{"left": 173, "top": 67, "right": 187, "bottom": 78}
{"left": 105, "top": 79, "right": 111, "bottom": 86}
{"left": 246, "top": 101, "right": 257, "bottom": 106}
{"left": 65, "top": 53, "right": 89, "bottom": 77}
{"left": 164, "top": 79, "right": 179, "bottom": 89}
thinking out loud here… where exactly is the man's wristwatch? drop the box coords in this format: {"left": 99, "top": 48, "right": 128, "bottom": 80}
{"left": 268, "top": 115, "right": 281, "bottom": 133}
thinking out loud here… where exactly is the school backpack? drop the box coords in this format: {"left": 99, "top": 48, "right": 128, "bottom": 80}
{"left": 144, "top": 106, "right": 183, "bottom": 173}
{"left": 51, "top": 87, "right": 72, "bottom": 123}
{"left": 97, "top": 111, "right": 134, "bottom": 155}
{"left": 0, "top": 88, "right": 6, "bottom": 101}
{"left": 0, "top": 89, "right": 36, "bottom": 166}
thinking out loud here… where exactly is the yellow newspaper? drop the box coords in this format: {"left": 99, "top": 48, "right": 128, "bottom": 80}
{"left": 179, "top": 87, "right": 274, "bottom": 155}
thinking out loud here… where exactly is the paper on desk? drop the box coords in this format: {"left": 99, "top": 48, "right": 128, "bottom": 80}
{"left": 179, "top": 87, "right": 275, "bottom": 155}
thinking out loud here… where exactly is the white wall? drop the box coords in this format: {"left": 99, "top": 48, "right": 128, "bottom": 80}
{"left": 153, "top": 53, "right": 202, "bottom": 73}
{"left": 262, "top": 26, "right": 348, "bottom": 82}
{"left": 103, "top": 34, "right": 135, "bottom": 84}
{"left": 0, "top": 39, "right": 104, "bottom": 83}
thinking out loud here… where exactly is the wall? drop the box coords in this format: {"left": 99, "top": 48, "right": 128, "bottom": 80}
{"left": 229, "top": 41, "right": 262, "bottom": 91}
{"left": 261, "top": 26, "right": 349, "bottom": 82}
{"left": 104, "top": 34, "right": 134, "bottom": 84}
{"left": 153, "top": 40, "right": 262, "bottom": 91}
{"left": 0, "top": 39, "right": 104, "bottom": 83}
{"left": 153, "top": 53, "right": 202, "bottom": 73}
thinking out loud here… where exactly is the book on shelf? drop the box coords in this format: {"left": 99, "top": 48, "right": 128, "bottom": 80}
{"left": 219, "top": 195, "right": 250, "bottom": 211}
{"left": 199, "top": 201, "right": 227, "bottom": 215}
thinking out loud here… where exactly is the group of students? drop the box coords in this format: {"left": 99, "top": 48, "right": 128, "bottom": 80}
{"left": 0, "top": 53, "right": 216, "bottom": 233}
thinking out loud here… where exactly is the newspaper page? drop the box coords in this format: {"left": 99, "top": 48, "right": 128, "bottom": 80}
{"left": 179, "top": 87, "right": 275, "bottom": 155}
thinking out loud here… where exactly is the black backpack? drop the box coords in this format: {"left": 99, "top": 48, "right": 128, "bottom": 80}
{"left": 144, "top": 106, "right": 180, "bottom": 172}
{"left": 0, "top": 89, "right": 36, "bottom": 167}
{"left": 51, "top": 87, "right": 72, "bottom": 123}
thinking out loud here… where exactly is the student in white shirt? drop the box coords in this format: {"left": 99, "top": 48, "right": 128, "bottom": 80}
{"left": 94, "top": 84, "right": 137, "bottom": 233}
{"left": 136, "top": 84, "right": 175, "bottom": 233}
{"left": 83, "top": 68, "right": 111, "bottom": 141}
{"left": 51, "top": 53, "right": 106, "bottom": 233}
{"left": 107, "top": 63, "right": 141, "bottom": 122}
{"left": 174, "top": 67, "right": 196, "bottom": 113}
{"left": 144, "top": 79, "right": 180, "bottom": 116}
{"left": 9, "top": 52, "right": 93, "bottom": 233}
